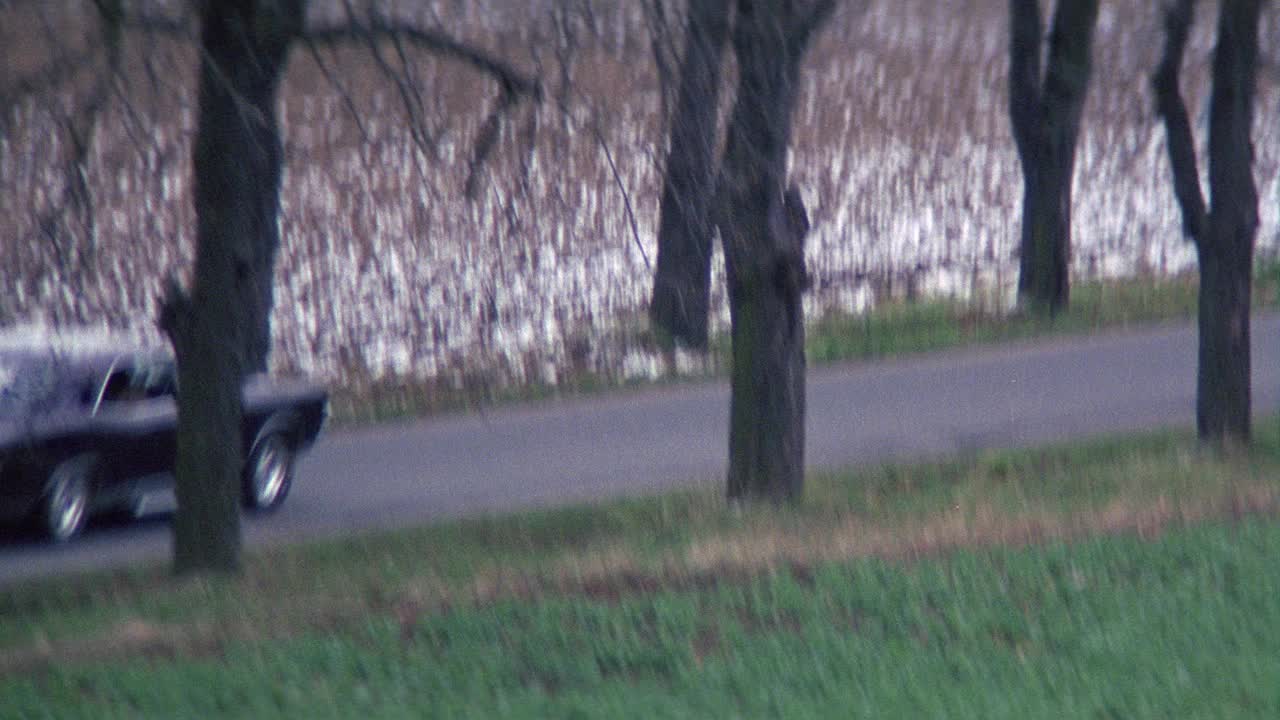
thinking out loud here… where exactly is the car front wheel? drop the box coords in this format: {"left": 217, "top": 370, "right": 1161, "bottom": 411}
{"left": 43, "top": 458, "right": 93, "bottom": 542}
{"left": 243, "top": 433, "right": 294, "bottom": 512}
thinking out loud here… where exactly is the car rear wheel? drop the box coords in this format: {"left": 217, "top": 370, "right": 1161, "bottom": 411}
{"left": 243, "top": 433, "right": 294, "bottom": 512}
{"left": 43, "top": 458, "right": 93, "bottom": 542}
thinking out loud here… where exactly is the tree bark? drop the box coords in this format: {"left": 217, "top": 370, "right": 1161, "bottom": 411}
{"left": 160, "top": 0, "right": 302, "bottom": 575}
{"left": 649, "top": 0, "right": 733, "bottom": 349}
{"left": 1152, "top": 0, "right": 1259, "bottom": 447}
{"left": 1008, "top": 0, "right": 1099, "bottom": 314}
{"left": 1199, "top": 0, "right": 1259, "bottom": 444}
{"left": 719, "top": 0, "right": 830, "bottom": 502}
{"left": 1197, "top": 249, "right": 1252, "bottom": 443}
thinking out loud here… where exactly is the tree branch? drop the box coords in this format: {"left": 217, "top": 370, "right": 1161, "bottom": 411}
{"left": 463, "top": 83, "right": 517, "bottom": 199}
{"left": 299, "top": 37, "right": 372, "bottom": 145}
{"left": 1152, "top": 0, "right": 1207, "bottom": 244}
{"left": 304, "top": 20, "right": 541, "bottom": 101}
{"left": 590, "top": 113, "right": 650, "bottom": 270}
{"left": 351, "top": 13, "right": 441, "bottom": 160}
{"left": 305, "top": 11, "right": 540, "bottom": 192}
{"left": 1, "top": 2, "right": 190, "bottom": 94}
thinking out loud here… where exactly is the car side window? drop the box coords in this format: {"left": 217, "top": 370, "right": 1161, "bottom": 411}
{"left": 100, "top": 369, "right": 145, "bottom": 404}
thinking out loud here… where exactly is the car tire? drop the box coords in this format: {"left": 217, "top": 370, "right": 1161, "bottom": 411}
{"left": 43, "top": 457, "right": 93, "bottom": 543}
{"left": 243, "top": 433, "right": 294, "bottom": 512}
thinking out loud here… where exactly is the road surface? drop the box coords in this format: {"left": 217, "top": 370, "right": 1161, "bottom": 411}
{"left": 2, "top": 313, "right": 1277, "bottom": 585}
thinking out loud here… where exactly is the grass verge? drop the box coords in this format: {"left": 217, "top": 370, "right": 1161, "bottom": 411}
{"left": 2, "top": 417, "right": 1278, "bottom": 715}
{"left": 8, "top": 522, "right": 1280, "bottom": 717}
{"left": 332, "top": 263, "right": 1280, "bottom": 426}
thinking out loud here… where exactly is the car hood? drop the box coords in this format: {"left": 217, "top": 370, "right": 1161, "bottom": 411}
{"left": 0, "top": 416, "right": 19, "bottom": 447}
{"left": 0, "top": 410, "right": 83, "bottom": 450}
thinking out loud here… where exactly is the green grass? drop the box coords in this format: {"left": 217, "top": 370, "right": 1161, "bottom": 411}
{"left": 804, "top": 264, "right": 1277, "bottom": 363}
{"left": 332, "top": 263, "right": 1280, "bottom": 426}
{"left": 2, "top": 418, "right": 1279, "bottom": 715}
{"left": 5, "top": 521, "right": 1280, "bottom": 717}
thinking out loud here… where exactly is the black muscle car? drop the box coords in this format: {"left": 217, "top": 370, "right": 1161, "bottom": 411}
{"left": 0, "top": 336, "right": 327, "bottom": 542}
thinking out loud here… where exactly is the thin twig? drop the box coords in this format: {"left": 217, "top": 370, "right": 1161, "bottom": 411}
{"left": 301, "top": 38, "right": 372, "bottom": 146}
{"left": 590, "top": 117, "right": 650, "bottom": 270}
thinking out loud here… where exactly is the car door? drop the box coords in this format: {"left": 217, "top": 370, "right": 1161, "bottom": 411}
{"left": 89, "top": 357, "right": 179, "bottom": 498}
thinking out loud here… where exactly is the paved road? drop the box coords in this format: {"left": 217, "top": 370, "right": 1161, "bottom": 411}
{"left": 2, "top": 313, "right": 1277, "bottom": 586}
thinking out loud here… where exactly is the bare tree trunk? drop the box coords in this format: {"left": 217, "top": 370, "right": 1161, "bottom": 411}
{"left": 247, "top": 90, "right": 286, "bottom": 374}
{"left": 1152, "top": 0, "right": 1259, "bottom": 447}
{"left": 649, "top": 0, "right": 733, "bottom": 348}
{"left": 1008, "top": 0, "right": 1098, "bottom": 315}
{"left": 1197, "top": 249, "right": 1252, "bottom": 442}
{"left": 160, "top": 0, "right": 302, "bottom": 575}
{"left": 1199, "top": 0, "right": 1259, "bottom": 444}
{"left": 719, "top": 0, "right": 830, "bottom": 502}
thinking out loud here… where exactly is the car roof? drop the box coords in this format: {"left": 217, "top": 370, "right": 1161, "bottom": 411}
{"left": 0, "top": 325, "right": 169, "bottom": 376}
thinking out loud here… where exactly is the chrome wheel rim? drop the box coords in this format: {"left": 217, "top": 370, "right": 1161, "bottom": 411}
{"left": 251, "top": 437, "right": 289, "bottom": 508}
{"left": 49, "top": 472, "right": 88, "bottom": 542}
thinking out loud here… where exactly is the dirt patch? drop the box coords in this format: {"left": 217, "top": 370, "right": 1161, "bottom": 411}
{"left": 0, "top": 618, "right": 225, "bottom": 677}
{"left": 461, "top": 485, "right": 1279, "bottom": 610}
